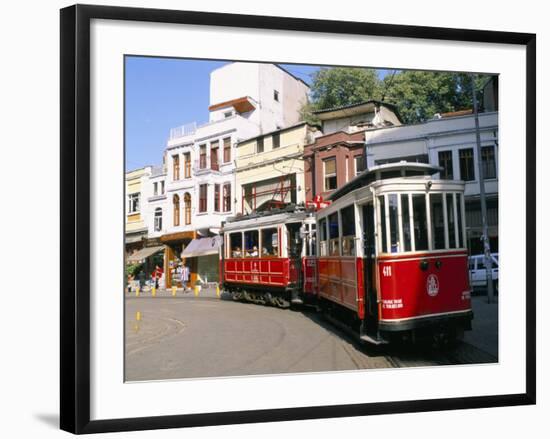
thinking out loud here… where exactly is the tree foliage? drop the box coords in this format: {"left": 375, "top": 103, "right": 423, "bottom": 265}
{"left": 302, "top": 67, "right": 492, "bottom": 125}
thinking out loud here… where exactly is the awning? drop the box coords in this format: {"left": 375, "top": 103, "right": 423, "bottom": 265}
{"left": 181, "top": 237, "right": 221, "bottom": 258}
{"left": 127, "top": 245, "right": 165, "bottom": 263}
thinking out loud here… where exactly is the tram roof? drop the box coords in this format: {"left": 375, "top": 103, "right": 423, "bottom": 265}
{"left": 327, "top": 162, "right": 442, "bottom": 202}
{"left": 222, "top": 204, "right": 312, "bottom": 232}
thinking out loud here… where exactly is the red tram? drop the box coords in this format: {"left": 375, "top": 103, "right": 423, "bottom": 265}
{"left": 220, "top": 162, "right": 473, "bottom": 344}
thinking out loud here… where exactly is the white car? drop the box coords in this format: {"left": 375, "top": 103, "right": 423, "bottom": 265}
{"left": 468, "top": 253, "right": 499, "bottom": 291}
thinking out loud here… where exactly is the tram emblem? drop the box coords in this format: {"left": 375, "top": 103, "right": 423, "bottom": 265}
{"left": 427, "top": 274, "right": 439, "bottom": 297}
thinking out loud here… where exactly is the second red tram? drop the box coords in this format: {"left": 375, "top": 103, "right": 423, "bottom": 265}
{"left": 220, "top": 162, "right": 473, "bottom": 344}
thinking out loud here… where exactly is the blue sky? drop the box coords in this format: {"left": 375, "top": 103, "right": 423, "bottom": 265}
{"left": 124, "top": 57, "right": 382, "bottom": 171}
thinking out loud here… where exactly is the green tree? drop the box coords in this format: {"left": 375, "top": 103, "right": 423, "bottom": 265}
{"left": 382, "top": 71, "right": 490, "bottom": 123}
{"left": 301, "top": 66, "right": 492, "bottom": 125}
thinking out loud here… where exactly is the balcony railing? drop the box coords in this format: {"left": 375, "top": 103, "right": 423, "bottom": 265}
{"left": 169, "top": 122, "right": 197, "bottom": 140}
{"left": 193, "top": 158, "right": 222, "bottom": 173}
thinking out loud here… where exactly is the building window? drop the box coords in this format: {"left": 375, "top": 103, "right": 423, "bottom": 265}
{"left": 459, "top": 148, "right": 475, "bottom": 181}
{"left": 214, "top": 184, "right": 220, "bottom": 212}
{"left": 199, "top": 184, "right": 208, "bottom": 213}
{"left": 154, "top": 208, "right": 162, "bottom": 232}
{"left": 224, "top": 111, "right": 232, "bottom": 118}
{"left": 272, "top": 133, "right": 280, "bottom": 149}
{"left": 153, "top": 182, "right": 158, "bottom": 196}
{"left": 172, "top": 155, "right": 180, "bottom": 181}
{"left": 481, "top": 145, "right": 496, "bottom": 179}
{"left": 223, "top": 137, "right": 231, "bottom": 162}
{"left": 184, "top": 193, "right": 191, "bottom": 225}
{"left": 273, "top": 89, "right": 279, "bottom": 102}
{"left": 173, "top": 194, "right": 180, "bottom": 227}
{"left": 438, "top": 150, "right": 454, "bottom": 179}
{"left": 257, "top": 137, "right": 264, "bottom": 153}
{"left": 354, "top": 155, "right": 365, "bottom": 176}
{"left": 223, "top": 183, "right": 231, "bottom": 212}
{"left": 160, "top": 180, "right": 165, "bottom": 194}
{"left": 128, "top": 193, "right": 140, "bottom": 213}
{"left": 184, "top": 152, "right": 191, "bottom": 178}
{"left": 211, "top": 141, "right": 219, "bottom": 171}
{"left": 324, "top": 158, "right": 337, "bottom": 191}
{"left": 199, "top": 145, "right": 207, "bottom": 169}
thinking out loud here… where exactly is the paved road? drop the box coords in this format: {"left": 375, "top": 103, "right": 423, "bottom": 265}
{"left": 125, "top": 296, "right": 496, "bottom": 382}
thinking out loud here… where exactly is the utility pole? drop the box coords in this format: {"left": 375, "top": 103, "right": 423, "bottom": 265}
{"left": 471, "top": 74, "right": 495, "bottom": 304}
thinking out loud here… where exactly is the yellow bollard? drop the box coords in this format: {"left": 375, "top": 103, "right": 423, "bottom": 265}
{"left": 172, "top": 286, "right": 177, "bottom": 296}
{"left": 135, "top": 311, "right": 141, "bottom": 321}
{"left": 216, "top": 284, "right": 220, "bottom": 298}
{"left": 194, "top": 285, "right": 199, "bottom": 297}
{"left": 135, "top": 285, "right": 140, "bottom": 297}
{"left": 152, "top": 286, "right": 156, "bottom": 297}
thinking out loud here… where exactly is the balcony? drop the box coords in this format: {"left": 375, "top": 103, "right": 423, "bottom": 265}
{"left": 193, "top": 158, "right": 223, "bottom": 175}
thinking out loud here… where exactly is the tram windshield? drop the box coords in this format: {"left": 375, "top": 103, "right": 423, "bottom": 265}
{"left": 377, "top": 191, "right": 466, "bottom": 254}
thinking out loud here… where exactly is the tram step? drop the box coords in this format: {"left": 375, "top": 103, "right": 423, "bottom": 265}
{"left": 360, "top": 333, "right": 389, "bottom": 345}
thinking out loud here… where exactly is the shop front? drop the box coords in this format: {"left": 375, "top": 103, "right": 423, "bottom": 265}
{"left": 180, "top": 236, "right": 221, "bottom": 285}
{"left": 160, "top": 231, "right": 197, "bottom": 289}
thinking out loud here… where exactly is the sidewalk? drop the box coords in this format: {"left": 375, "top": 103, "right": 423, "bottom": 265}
{"left": 463, "top": 294, "right": 499, "bottom": 358}
{"left": 125, "top": 285, "right": 221, "bottom": 299}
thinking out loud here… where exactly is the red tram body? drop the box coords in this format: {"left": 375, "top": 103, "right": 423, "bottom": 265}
{"left": 221, "top": 163, "right": 473, "bottom": 344}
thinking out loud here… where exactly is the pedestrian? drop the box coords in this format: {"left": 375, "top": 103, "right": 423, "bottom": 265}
{"left": 182, "top": 264, "right": 190, "bottom": 290}
{"left": 153, "top": 264, "right": 163, "bottom": 289}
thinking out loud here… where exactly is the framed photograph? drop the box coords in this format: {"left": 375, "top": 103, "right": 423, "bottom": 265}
{"left": 60, "top": 4, "right": 536, "bottom": 434}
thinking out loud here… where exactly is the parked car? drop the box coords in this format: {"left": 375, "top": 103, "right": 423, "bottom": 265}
{"left": 468, "top": 253, "right": 498, "bottom": 292}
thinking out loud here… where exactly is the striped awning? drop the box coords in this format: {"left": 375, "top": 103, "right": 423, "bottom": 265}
{"left": 127, "top": 245, "right": 165, "bottom": 263}
{"left": 180, "top": 237, "right": 221, "bottom": 258}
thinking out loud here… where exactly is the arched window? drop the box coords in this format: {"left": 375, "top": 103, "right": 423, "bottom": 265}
{"left": 184, "top": 193, "right": 191, "bottom": 225}
{"left": 173, "top": 194, "right": 180, "bottom": 227}
{"left": 154, "top": 207, "right": 163, "bottom": 232}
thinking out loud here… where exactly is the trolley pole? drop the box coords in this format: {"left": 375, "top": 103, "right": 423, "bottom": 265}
{"left": 471, "top": 74, "right": 495, "bottom": 304}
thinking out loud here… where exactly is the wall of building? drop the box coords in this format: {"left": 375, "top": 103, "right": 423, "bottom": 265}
{"left": 235, "top": 124, "right": 311, "bottom": 213}
{"left": 125, "top": 166, "right": 152, "bottom": 235}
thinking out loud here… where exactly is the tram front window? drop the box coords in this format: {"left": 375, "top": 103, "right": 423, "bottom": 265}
{"left": 446, "top": 193, "right": 457, "bottom": 248}
{"left": 261, "top": 228, "right": 278, "bottom": 257}
{"left": 401, "top": 194, "right": 412, "bottom": 251}
{"left": 430, "top": 193, "right": 445, "bottom": 250}
{"left": 388, "top": 194, "right": 400, "bottom": 252}
{"left": 412, "top": 194, "right": 429, "bottom": 251}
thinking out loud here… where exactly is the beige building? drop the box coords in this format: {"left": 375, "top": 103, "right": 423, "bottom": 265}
{"left": 125, "top": 166, "right": 152, "bottom": 255}
{"left": 235, "top": 123, "right": 320, "bottom": 214}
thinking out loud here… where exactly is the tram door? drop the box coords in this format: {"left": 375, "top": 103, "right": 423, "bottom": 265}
{"left": 286, "top": 223, "right": 304, "bottom": 302}
{"left": 362, "top": 203, "right": 378, "bottom": 325}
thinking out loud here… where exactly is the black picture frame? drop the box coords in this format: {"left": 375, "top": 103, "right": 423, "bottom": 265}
{"left": 60, "top": 4, "right": 536, "bottom": 434}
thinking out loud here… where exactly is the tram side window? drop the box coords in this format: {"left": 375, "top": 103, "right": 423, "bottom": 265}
{"left": 430, "top": 193, "right": 445, "bottom": 250}
{"left": 457, "top": 193, "right": 465, "bottom": 248}
{"left": 328, "top": 213, "right": 340, "bottom": 256}
{"left": 388, "top": 194, "right": 400, "bottom": 253}
{"left": 401, "top": 194, "right": 412, "bottom": 251}
{"left": 378, "top": 196, "right": 388, "bottom": 253}
{"left": 319, "top": 218, "right": 328, "bottom": 256}
{"left": 446, "top": 193, "right": 457, "bottom": 248}
{"left": 412, "top": 194, "right": 429, "bottom": 251}
{"left": 261, "top": 228, "right": 279, "bottom": 257}
{"left": 230, "top": 233, "right": 242, "bottom": 258}
{"left": 244, "top": 230, "right": 259, "bottom": 257}
{"left": 341, "top": 205, "right": 356, "bottom": 256}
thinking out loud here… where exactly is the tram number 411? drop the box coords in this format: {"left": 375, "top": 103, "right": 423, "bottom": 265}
{"left": 382, "top": 266, "right": 392, "bottom": 277}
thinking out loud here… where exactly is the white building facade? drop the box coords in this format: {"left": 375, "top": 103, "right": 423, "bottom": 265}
{"left": 155, "top": 62, "right": 310, "bottom": 287}
{"left": 363, "top": 111, "right": 499, "bottom": 253}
